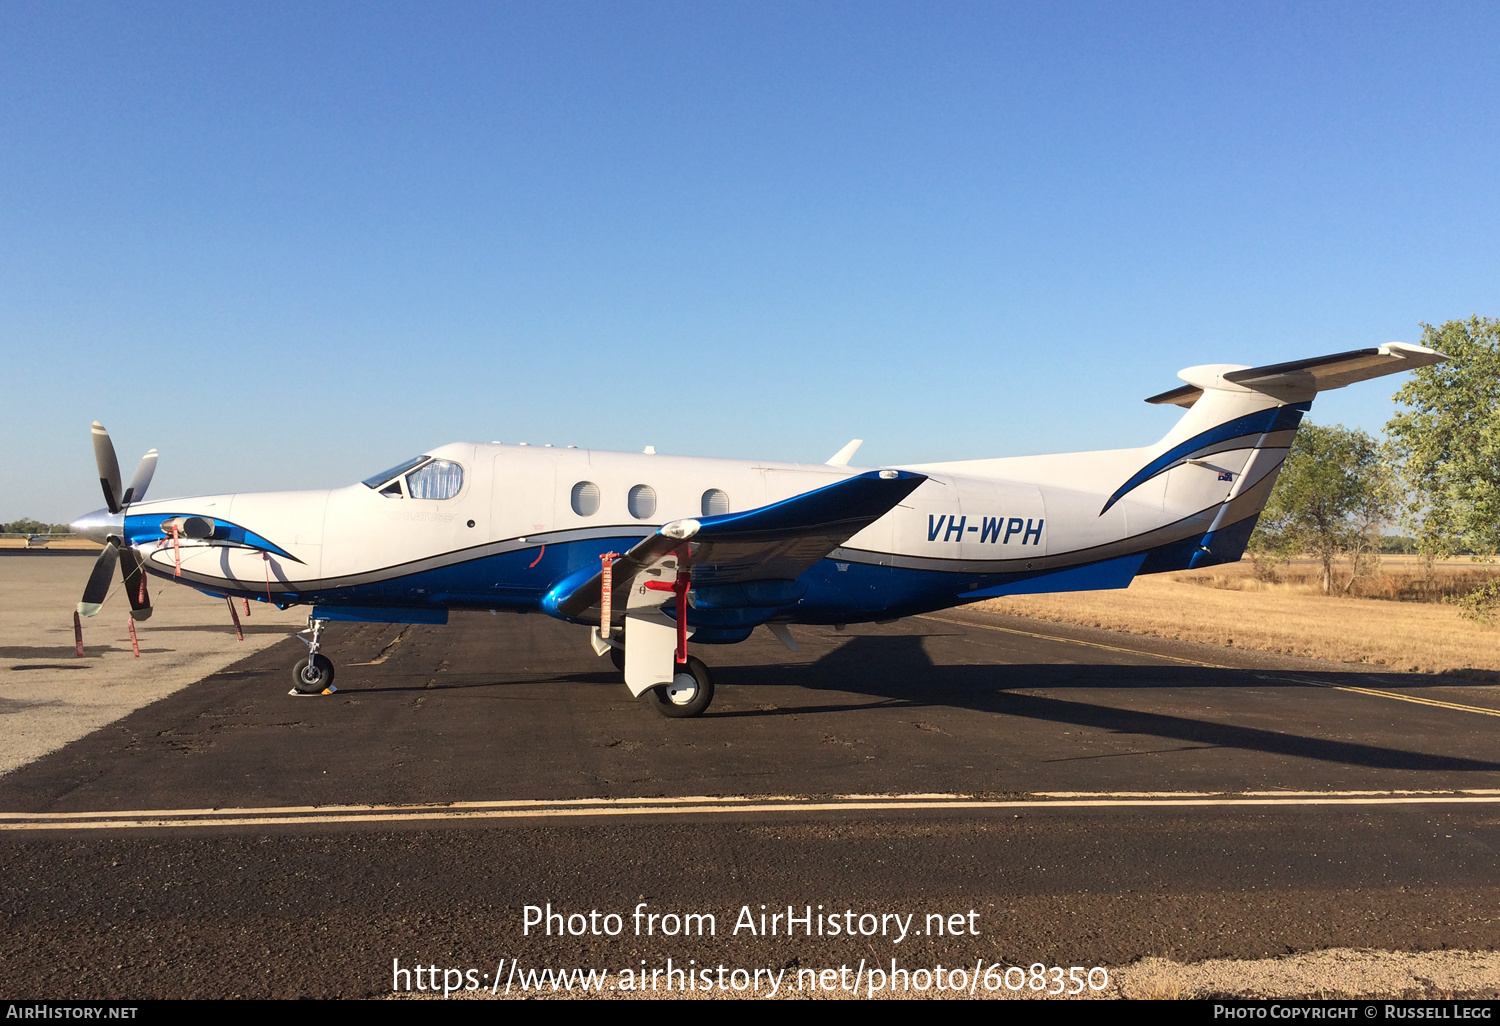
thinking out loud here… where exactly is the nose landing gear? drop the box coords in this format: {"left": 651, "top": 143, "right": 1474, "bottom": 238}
{"left": 290, "top": 617, "right": 336, "bottom": 694}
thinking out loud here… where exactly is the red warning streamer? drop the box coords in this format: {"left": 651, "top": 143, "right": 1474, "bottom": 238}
{"left": 598, "top": 552, "right": 619, "bottom": 639}
{"left": 127, "top": 616, "right": 140, "bottom": 658}
{"left": 227, "top": 596, "right": 244, "bottom": 641}
{"left": 73, "top": 611, "right": 84, "bottom": 658}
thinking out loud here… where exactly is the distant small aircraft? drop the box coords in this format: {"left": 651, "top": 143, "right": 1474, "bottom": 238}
{"left": 72, "top": 343, "right": 1442, "bottom": 716}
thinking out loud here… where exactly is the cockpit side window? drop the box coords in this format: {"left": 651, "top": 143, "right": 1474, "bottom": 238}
{"left": 363, "top": 455, "right": 430, "bottom": 489}
{"left": 379, "top": 481, "right": 404, "bottom": 498}
{"left": 405, "top": 459, "right": 464, "bottom": 500}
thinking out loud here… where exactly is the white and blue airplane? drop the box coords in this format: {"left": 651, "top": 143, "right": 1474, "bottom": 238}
{"left": 71, "top": 343, "right": 1443, "bottom": 716}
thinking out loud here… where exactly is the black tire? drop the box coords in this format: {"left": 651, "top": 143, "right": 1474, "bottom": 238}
{"left": 292, "top": 654, "right": 335, "bottom": 694}
{"left": 640, "top": 656, "right": 713, "bottom": 718}
{"left": 609, "top": 645, "right": 625, "bottom": 674}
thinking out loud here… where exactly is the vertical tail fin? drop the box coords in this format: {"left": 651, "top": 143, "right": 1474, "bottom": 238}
{"left": 1127, "top": 343, "right": 1444, "bottom": 572}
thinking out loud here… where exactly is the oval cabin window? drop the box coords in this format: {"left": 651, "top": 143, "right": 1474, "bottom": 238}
{"left": 571, "top": 481, "right": 600, "bottom": 517}
{"left": 701, "top": 488, "right": 729, "bottom": 516}
{"left": 627, "top": 484, "right": 657, "bottom": 520}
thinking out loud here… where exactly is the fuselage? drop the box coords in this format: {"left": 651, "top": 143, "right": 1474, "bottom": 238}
{"left": 79, "top": 431, "right": 1273, "bottom": 633}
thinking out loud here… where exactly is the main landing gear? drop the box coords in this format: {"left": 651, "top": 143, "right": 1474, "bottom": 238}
{"left": 290, "top": 617, "right": 336, "bottom": 694}
{"left": 595, "top": 629, "right": 715, "bottom": 718}
{"left": 640, "top": 655, "right": 713, "bottom": 718}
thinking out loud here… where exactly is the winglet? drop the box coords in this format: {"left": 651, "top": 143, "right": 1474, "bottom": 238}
{"left": 826, "top": 439, "right": 863, "bottom": 466}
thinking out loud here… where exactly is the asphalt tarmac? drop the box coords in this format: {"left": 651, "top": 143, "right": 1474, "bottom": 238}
{"left": 3, "top": 606, "right": 1499, "bottom": 998}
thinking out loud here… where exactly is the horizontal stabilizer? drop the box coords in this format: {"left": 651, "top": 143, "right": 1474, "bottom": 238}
{"left": 1146, "top": 342, "right": 1446, "bottom": 407}
{"left": 1144, "top": 383, "right": 1207, "bottom": 408}
{"left": 549, "top": 469, "right": 926, "bottom": 621}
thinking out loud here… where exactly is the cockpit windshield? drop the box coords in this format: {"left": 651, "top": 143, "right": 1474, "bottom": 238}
{"left": 362, "top": 455, "right": 430, "bottom": 489}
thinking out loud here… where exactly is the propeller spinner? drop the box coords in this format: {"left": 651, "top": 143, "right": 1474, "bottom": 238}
{"left": 74, "top": 423, "right": 157, "bottom": 621}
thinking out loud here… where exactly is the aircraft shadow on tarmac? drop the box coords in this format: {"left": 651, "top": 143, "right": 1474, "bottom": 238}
{"left": 1, "top": 645, "right": 175, "bottom": 659}
{"left": 313, "top": 630, "right": 1499, "bottom": 773}
{"left": 705, "top": 634, "right": 1500, "bottom": 773}
{"left": 135, "top": 624, "right": 291, "bottom": 636}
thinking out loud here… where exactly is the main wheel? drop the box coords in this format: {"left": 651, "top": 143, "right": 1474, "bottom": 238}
{"left": 291, "top": 654, "right": 335, "bottom": 694}
{"left": 640, "top": 656, "right": 713, "bottom": 718}
{"left": 609, "top": 645, "right": 625, "bottom": 674}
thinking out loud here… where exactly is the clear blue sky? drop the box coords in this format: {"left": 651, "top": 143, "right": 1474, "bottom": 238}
{"left": 3, "top": 1, "right": 1496, "bottom": 522}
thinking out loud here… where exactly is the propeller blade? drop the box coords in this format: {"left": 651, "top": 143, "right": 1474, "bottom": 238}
{"left": 122, "top": 449, "right": 158, "bottom": 505}
{"left": 91, "top": 422, "right": 123, "bottom": 514}
{"left": 78, "top": 540, "right": 120, "bottom": 617}
{"left": 119, "top": 547, "right": 152, "bottom": 622}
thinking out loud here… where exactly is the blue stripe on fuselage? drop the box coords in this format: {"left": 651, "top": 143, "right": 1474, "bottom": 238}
{"left": 207, "top": 535, "right": 1154, "bottom": 628}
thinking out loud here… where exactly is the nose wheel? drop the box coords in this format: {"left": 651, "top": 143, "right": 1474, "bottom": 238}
{"left": 289, "top": 617, "right": 336, "bottom": 695}
{"left": 639, "top": 656, "right": 713, "bottom": 718}
{"left": 292, "top": 654, "right": 335, "bottom": 694}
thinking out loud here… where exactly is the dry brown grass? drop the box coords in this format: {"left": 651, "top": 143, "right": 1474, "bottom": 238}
{"left": 977, "top": 558, "right": 1500, "bottom": 678}
{"left": 1117, "top": 948, "right": 1500, "bottom": 1000}
{"left": 1241, "top": 553, "right": 1500, "bottom": 602}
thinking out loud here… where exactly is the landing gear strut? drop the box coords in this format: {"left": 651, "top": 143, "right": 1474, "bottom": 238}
{"left": 594, "top": 553, "right": 716, "bottom": 717}
{"left": 291, "top": 617, "right": 335, "bottom": 694}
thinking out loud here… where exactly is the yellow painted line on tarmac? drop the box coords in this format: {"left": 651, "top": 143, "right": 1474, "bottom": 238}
{"left": 1037, "top": 788, "right": 1500, "bottom": 798}
{"left": 1264, "top": 675, "right": 1500, "bottom": 719}
{"left": 6, "top": 790, "right": 1500, "bottom": 832}
{"left": 0, "top": 793, "right": 854, "bottom": 821}
{"left": 920, "top": 614, "right": 1500, "bottom": 718}
{"left": 1239, "top": 788, "right": 1500, "bottom": 797}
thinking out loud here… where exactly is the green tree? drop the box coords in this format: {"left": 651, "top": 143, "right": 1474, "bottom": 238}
{"left": 2, "top": 518, "right": 69, "bottom": 535}
{"left": 1385, "top": 316, "right": 1500, "bottom": 561}
{"left": 1249, "top": 423, "right": 1392, "bottom": 594}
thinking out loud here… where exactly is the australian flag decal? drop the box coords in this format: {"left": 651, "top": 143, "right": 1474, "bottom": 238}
{"left": 1218, "top": 471, "right": 1234, "bottom": 482}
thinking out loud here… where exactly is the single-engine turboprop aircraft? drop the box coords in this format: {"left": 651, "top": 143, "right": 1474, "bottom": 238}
{"left": 71, "top": 343, "right": 1443, "bottom": 716}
